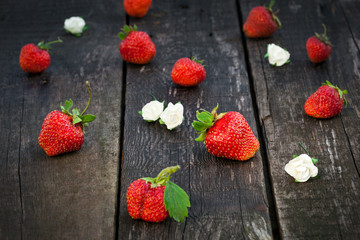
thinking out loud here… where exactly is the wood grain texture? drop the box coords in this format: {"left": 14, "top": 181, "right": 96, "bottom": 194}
{"left": 240, "top": 0, "right": 360, "bottom": 239}
{"left": 0, "top": 0, "right": 124, "bottom": 239}
{"left": 118, "top": 0, "right": 273, "bottom": 239}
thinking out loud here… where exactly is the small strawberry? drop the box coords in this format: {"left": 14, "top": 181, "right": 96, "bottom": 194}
{"left": 243, "top": 0, "right": 281, "bottom": 38}
{"left": 304, "top": 81, "right": 347, "bottom": 118}
{"left": 118, "top": 25, "right": 156, "bottom": 64}
{"left": 171, "top": 57, "right": 206, "bottom": 87}
{"left": 123, "top": 0, "right": 152, "bottom": 18}
{"left": 19, "top": 37, "right": 62, "bottom": 73}
{"left": 306, "top": 24, "right": 333, "bottom": 63}
{"left": 38, "top": 81, "right": 96, "bottom": 156}
{"left": 126, "top": 165, "right": 190, "bottom": 223}
{"left": 193, "top": 105, "right": 260, "bottom": 161}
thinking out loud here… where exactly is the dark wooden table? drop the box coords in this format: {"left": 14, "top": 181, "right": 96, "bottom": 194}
{"left": 1, "top": 0, "right": 359, "bottom": 239}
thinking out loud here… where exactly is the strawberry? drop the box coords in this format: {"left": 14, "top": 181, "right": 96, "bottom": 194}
{"left": 171, "top": 57, "right": 206, "bottom": 87}
{"left": 193, "top": 105, "right": 260, "bottom": 161}
{"left": 306, "top": 24, "right": 333, "bottom": 63}
{"left": 38, "top": 81, "right": 96, "bottom": 156}
{"left": 19, "top": 38, "right": 62, "bottom": 73}
{"left": 304, "top": 81, "right": 347, "bottom": 118}
{"left": 123, "top": 0, "right": 152, "bottom": 18}
{"left": 118, "top": 25, "right": 156, "bottom": 64}
{"left": 126, "top": 165, "right": 190, "bottom": 223}
{"left": 243, "top": 0, "right": 281, "bottom": 38}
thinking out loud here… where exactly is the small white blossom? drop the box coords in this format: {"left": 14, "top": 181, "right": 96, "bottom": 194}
{"left": 266, "top": 43, "right": 290, "bottom": 66}
{"left": 64, "top": 16, "right": 86, "bottom": 35}
{"left": 160, "top": 102, "right": 184, "bottom": 130}
{"left": 141, "top": 100, "right": 164, "bottom": 121}
{"left": 285, "top": 154, "right": 318, "bottom": 182}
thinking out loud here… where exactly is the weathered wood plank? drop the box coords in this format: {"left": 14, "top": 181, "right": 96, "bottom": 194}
{"left": 240, "top": 0, "right": 360, "bottom": 239}
{"left": 118, "top": 0, "right": 273, "bottom": 239}
{"left": 0, "top": 0, "right": 124, "bottom": 239}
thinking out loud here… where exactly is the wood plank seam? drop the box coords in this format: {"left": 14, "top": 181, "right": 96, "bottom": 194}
{"left": 235, "top": 1, "right": 280, "bottom": 239}
{"left": 18, "top": 87, "right": 24, "bottom": 240}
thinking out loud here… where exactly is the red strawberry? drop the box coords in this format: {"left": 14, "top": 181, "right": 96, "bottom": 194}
{"left": 306, "top": 24, "right": 333, "bottom": 63}
{"left": 118, "top": 25, "right": 156, "bottom": 64}
{"left": 126, "top": 166, "right": 190, "bottom": 223}
{"left": 19, "top": 38, "right": 62, "bottom": 73}
{"left": 38, "top": 81, "right": 96, "bottom": 156}
{"left": 123, "top": 0, "right": 152, "bottom": 18}
{"left": 171, "top": 57, "right": 206, "bottom": 87}
{"left": 304, "top": 81, "right": 347, "bottom": 118}
{"left": 193, "top": 105, "right": 260, "bottom": 161}
{"left": 243, "top": 0, "right": 281, "bottom": 38}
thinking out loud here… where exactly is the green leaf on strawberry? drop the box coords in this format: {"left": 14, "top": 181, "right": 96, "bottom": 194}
{"left": 118, "top": 24, "right": 138, "bottom": 40}
{"left": 140, "top": 165, "right": 190, "bottom": 222}
{"left": 193, "top": 104, "right": 226, "bottom": 142}
{"left": 164, "top": 181, "right": 190, "bottom": 223}
{"left": 60, "top": 81, "right": 96, "bottom": 130}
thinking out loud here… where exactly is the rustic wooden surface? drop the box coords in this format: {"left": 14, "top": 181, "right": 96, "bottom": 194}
{"left": 0, "top": 0, "right": 359, "bottom": 239}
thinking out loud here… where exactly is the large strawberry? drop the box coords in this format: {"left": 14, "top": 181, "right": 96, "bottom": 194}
{"left": 243, "top": 0, "right": 281, "bottom": 38}
{"left": 304, "top": 81, "right": 347, "bottom": 118}
{"left": 171, "top": 57, "right": 206, "bottom": 87}
{"left": 19, "top": 38, "right": 62, "bottom": 73}
{"left": 193, "top": 105, "right": 260, "bottom": 161}
{"left": 123, "top": 0, "right": 152, "bottom": 18}
{"left": 118, "top": 25, "right": 156, "bottom": 64}
{"left": 38, "top": 82, "right": 96, "bottom": 156}
{"left": 306, "top": 24, "right": 333, "bottom": 63}
{"left": 126, "top": 165, "right": 190, "bottom": 223}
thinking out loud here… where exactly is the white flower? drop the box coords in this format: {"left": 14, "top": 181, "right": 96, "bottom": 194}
{"left": 64, "top": 17, "right": 86, "bottom": 35}
{"left": 284, "top": 154, "right": 318, "bottom": 182}
{"left": 266, "top": 43, "right": 290, "bottom": 66}
{"left": 160, "top": 102, "right": 184, "bottom": 130}
{"left": 141, "top": 100, "right": 164, "bottom": 121}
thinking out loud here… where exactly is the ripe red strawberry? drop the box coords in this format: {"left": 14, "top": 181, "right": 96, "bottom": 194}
{"left": 126, "top": 165, "right": 190, "bottom": 223}
{"left": 19, "top": 38, "right": 62, "bottom": 73}
{"left": 304, "top": 81, "right": 347, "bottom": 118}
{"left": 171, "top": 57, "right": 206, "bottom": 87}
{"left": 243, "top": 0, "right": 281, "bottom": 38}
{"left": 306, "top": 24, "right": 333, "bottom": 63}
{"left": 193, "top": 105, "right": 260, "bottom": 161}
{"left": 38, "top": 81, "right": 96, "bottom": 156}
{"left": 123, "top": 0, "right": 152, "bottom": 18}
{"left": 118, "top": 25, "right": 156, "bottom": 64}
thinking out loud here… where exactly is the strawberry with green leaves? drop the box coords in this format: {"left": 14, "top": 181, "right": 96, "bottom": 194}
{"left": 243, "top": 0, "right": 281, "bottom": 38}
{"left": 38, "top": 81, "right": 96, "bottom": 156}
{"left": 304, "top": 81, "right": 347, "bottom": 119}
{"left": 126, "top": 165, "right": 190, "bottom": 223}
{"left": 306, "top": 24, "right": 333, "bottom": 63}
{"left": 19, "top": 37, "right": 62, "bottom": 73}
{"left": 118, "top": 25, "right": 156, "bottom": 64}
{"left": 171, "top": 57, "right": 206, "bottom": 87}
{"left": 193, "top": 105, "right": 260, "bottom": 161}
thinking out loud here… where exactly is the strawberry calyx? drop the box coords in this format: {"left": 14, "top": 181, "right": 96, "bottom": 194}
{"left": 118, "top": 25, "right": 138, "bottom": 40}
{"left": 192, "top": 104, "right": 226, "bottom": 142}
{"left": 60, "top": 81, "right": 96, "bottom": 130}
{"left": 141, "top": 165, "right": 190, "bottom": 223}
{"left": 37, "top": 37, "right": 63, "bottom": 51}
{"left": 315, "top": 24, "right": 333, "bottom": 46}
{"left": 322, "top": 80, "right": 348, "bottom": 107}
{"left": 191, "top": 57, "right": 205, "bottom": 66}
{"left": 267, "top": 0, "right": 282, "bottom": 28}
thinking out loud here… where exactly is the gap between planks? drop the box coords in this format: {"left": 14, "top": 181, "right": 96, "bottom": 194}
{"left": 235, "top": 0, "right": 281, "bottom": 239}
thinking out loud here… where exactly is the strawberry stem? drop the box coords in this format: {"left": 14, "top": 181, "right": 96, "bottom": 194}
{"left": 154, "top": 165, "right": 180, "bottom": 185}
{"left": 268, "top": 0, "right": 275, "bottom": 10}
{"left": 37, "top": 37, "right": 63, "bottom": 50}
{"left": 81, "top": 81, "right": 92, "bottom": 116}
